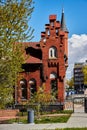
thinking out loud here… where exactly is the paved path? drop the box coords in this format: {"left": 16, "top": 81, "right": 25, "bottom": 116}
{"left": 0, "top": 113, "right": 87, "bottom": 130}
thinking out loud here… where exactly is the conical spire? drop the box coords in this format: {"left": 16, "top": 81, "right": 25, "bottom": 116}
{"left": 61, "top": 8, "right": 68, "bottom": 32}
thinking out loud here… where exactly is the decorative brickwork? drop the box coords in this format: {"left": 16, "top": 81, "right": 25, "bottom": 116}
{"left": 16, "top": 12, "right": 69, "bottom": 105}
{"left": 0, "top": 109, "right": 19, "bottom": 121}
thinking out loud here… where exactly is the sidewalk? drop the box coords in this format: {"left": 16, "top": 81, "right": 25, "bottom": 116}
{"left": 0, "top": 113, "right": 87, "bottom": 130}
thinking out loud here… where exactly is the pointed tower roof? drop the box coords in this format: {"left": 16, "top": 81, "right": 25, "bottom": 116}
{"left": 61, "top": 8, "right": 68, "bottom": 32}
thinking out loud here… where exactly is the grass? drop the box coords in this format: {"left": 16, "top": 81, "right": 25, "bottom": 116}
{"left": 55, "top": 128, "right": 87, "bottom": 130}
{"left": 18, "top": 110, "right": 73, "bottom": 116}
{"left": 3, "top": 113, "right": 71, "bottom": 124}
{"left": 0, "top": 117, "right": 27, "bottom": 124}
{"left": 41, "top": 110, "right": 73, "bottom": 115}
{"left": 1, "top": 110, "right": 72, "bottom": 124}
{"left": 35, "top": 115, "right": 70, "bottom": 124}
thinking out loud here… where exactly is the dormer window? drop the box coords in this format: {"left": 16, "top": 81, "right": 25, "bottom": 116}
{"left": 49, "top": 46, "right": 57, "bottom": 59}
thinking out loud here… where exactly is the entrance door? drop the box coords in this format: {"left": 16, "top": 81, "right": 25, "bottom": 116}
{"left": 51, "top": 79, "right": 57, "bottom": 99}
{"left": 50, "top": 72, "right": 57, "bottom": 99}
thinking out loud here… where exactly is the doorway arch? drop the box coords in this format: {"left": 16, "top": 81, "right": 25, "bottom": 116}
{"left": 50, "top": 72, "right": 57, "bottom": 99}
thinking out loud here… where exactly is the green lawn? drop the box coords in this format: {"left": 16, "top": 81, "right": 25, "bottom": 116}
{"left": 35, "top": 115, "right": 70, "bottom": 124}
{"left": 1, "top": 110, "right": 73, "bottom": 124}
{"left": 3, "top": 114, "right": 71, "bottom": 124}
{"left": 56, "top": 128, "right": 87, "bottom": 130}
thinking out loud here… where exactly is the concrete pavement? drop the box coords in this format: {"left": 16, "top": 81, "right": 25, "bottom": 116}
{"left": 0, "top": 113, "right": 87, "bottom": 130}
{"left": 67, "top": 113, "right": 87, "bottom": 128}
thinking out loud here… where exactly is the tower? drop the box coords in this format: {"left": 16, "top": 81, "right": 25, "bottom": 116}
{"left": 40, "top": 10, "right": 69, "bottom": 102}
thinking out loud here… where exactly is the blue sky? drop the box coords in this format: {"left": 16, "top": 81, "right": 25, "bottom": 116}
{"left": 29, "top": 0, "right": 87, "bottom": 79}
{"left": 30, "top": 0, "right": 87, "bottom": 40}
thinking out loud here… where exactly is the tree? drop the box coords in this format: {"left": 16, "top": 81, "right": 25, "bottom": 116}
{"left": 28, "top": 84, "right": 55, "bottom": 117}
{"left": 0, "top": 0, "right": 34, "bottom": 108}
{"left": 66, "top": 77, "right": 74, "bottom": 89}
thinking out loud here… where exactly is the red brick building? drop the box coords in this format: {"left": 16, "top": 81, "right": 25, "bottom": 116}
{"left": 16, "top": 10, "right": 69, "bottom": 104}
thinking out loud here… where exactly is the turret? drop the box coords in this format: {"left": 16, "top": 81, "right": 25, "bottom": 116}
{"left": 61, "top": 8, "right": 68, "bottom": 32}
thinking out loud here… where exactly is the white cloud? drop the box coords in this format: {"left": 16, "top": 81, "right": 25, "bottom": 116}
{"left": 66, "top": 34, "right": 87, "bottom": 79}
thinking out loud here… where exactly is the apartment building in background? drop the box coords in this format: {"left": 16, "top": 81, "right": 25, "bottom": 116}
{"left": 74, "top": 61, "right": 87, "bottom": 94}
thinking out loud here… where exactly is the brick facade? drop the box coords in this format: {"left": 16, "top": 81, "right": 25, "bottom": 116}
{"left": 16, "top": 13, "right": 69, "bottom": 105}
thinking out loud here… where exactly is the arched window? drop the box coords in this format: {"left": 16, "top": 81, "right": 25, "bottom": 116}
{"left": 50, "top": 72, "right": 57, "bottom": 79}
{"left": 50, "top": 72, "right": 57, "bottom": 99}
{"left": 20, "top": 79, "right": 27, "bottom": 99}
{"left": 47, "top": 29, "right": 50, "bottom": 36}
{"left": 51, "top": 21, "right": 54, "bottom": 27}
{"left": 29, "top": 78, "right": 37, "bottom": 98}
{"left": 49, "top": 46, "right": 57, "bottom": 59}
{"left": 56, "top": 29, "right": 58, "bottom": 36}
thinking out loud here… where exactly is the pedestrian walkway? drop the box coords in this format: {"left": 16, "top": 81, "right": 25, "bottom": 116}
{"left": 67, "top": 113, "right": 87, "bottom": 128}
{"left": 0, "top": 113, "right": 87, "bottom": 130}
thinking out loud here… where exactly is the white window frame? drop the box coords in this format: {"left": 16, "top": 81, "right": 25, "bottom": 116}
{"left": 49, "top": 46, "right": 57, "bottom": 59}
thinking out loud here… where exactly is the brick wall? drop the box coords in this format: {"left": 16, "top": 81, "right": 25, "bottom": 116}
{"left": 0, "top": 109, "right": 19, "bottom": 117}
